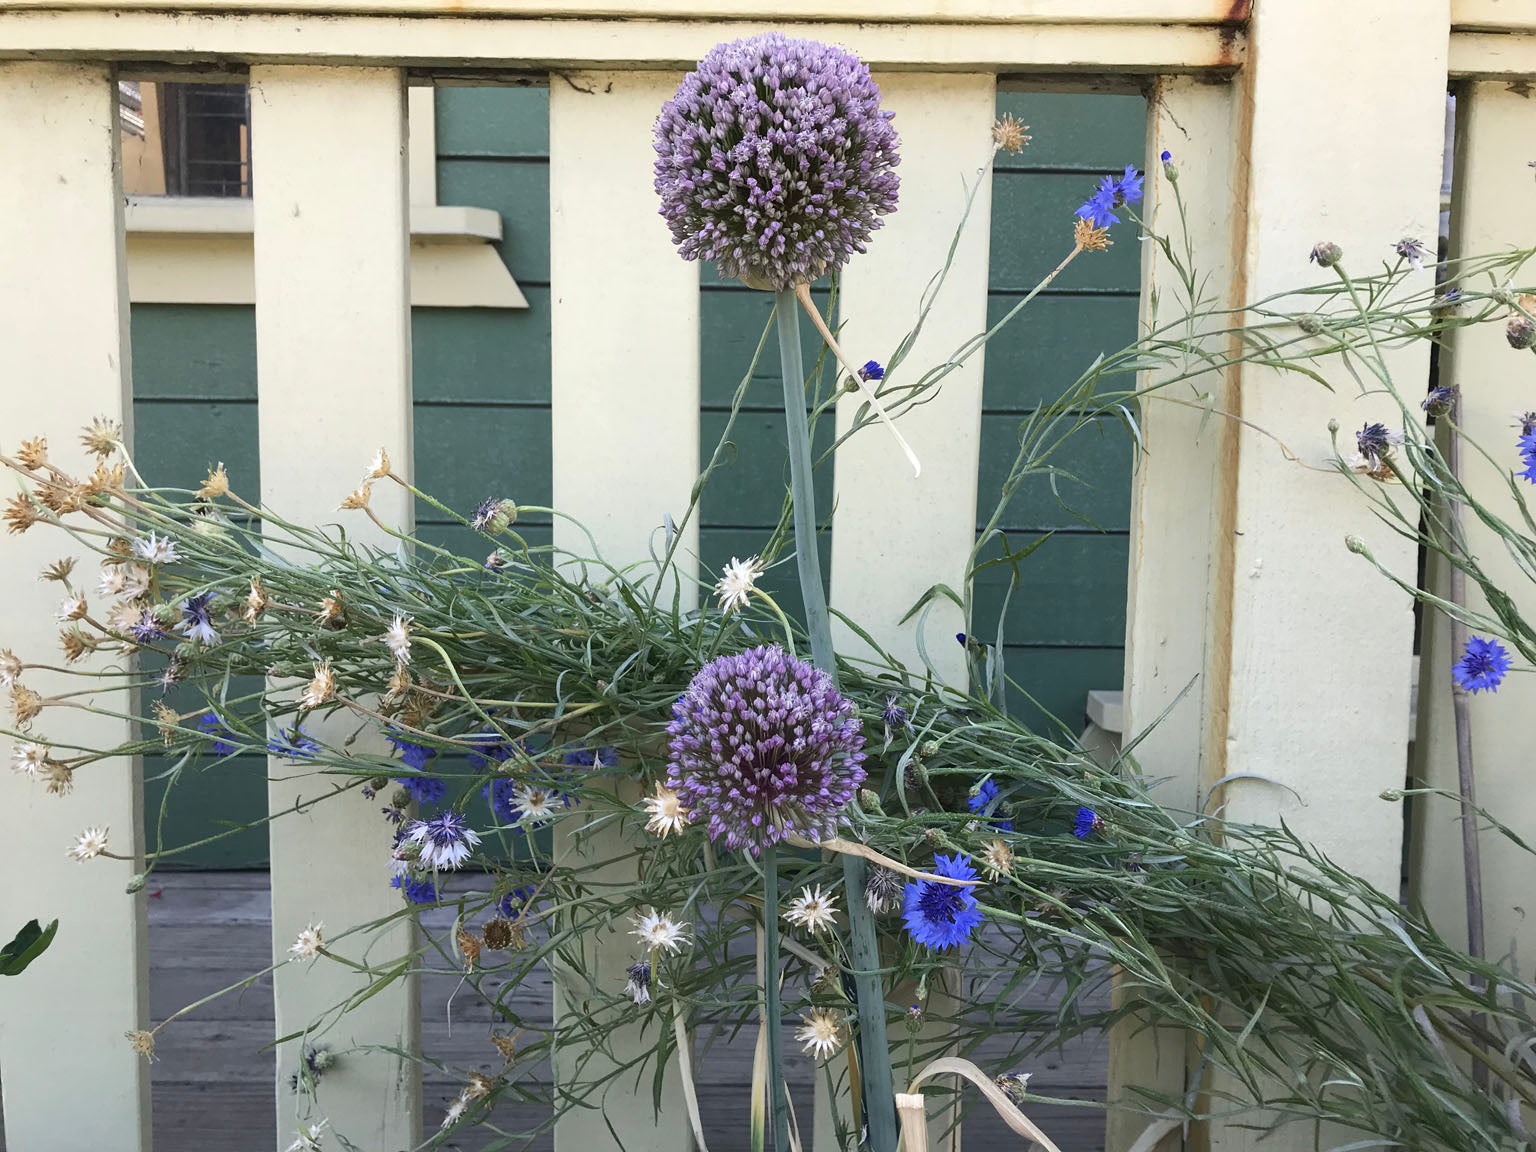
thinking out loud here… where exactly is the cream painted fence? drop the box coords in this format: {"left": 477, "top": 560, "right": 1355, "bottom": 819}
{"left": 0, "top": 2, "right": 1532, "bottom": 1150}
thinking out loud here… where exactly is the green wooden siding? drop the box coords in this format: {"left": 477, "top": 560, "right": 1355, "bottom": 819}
{"left": 127, "top": 85, "right": 1140, "bottom": 865}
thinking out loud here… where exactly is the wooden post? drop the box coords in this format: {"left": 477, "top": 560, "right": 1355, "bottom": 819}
{"left": 548, "top": 69, "right": 697, "bottom": 1152}
{"left": 0, "top": 60, "right": 151, "bottom": 1152}
{"left": 826, "top": 72, "right": 997, "bottom": 1152}
{"left": 1414, "top": 80, "right": 1536, "bottom": 966}
{"left": 249, "top": 63, "right": 420, "bottom": 1151}
{"left": 1109, "top": 73, "right": 1238, "bottom": 1152}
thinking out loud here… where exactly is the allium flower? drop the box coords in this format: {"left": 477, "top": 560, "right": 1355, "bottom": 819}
{"left": 405, "top": 810, "right": 481, "bottom": 870}
{"left": 633, "top": 910, "right": 690, "bottom": 954}
{"left": 1453, "top": 636, "right": 1512, "bottom": 694}
{"left": 665, "top": 644, "right": 866, "bottom": 855}
{"left": 289, "top": 921, "right": 325, "bottom": 962}
{"left": 714, "top": 555, "right": 763, "bottom": 613}
{"left": 966, "top": 778, "right": 1014, "bottom": 832}
{"left": 865, "top": 864, "right": 904, "bottom": 914}
{"left": 643, "top": 784, "right": 690, "bottom": 838}
{"left": 902, "top": 854, "right": 983, "bottom": 950}
{"left": 134, "top": 532, "right": 180, "bottom": 567}
{"left": 199, "top": 711, "right": 237, "bottom": 757}
{"left": 796, "top": 1009, "right": 845, "bottom": 1060}
{"left": 784, "top": 884, "right": 839, "bottom": 933}
{"left": 384, "top": 616, "right": 412, "bottom": 665}
{"left": 1394, "top": 236, "right": 1430, "bottom": 271}
{"left": 1073, "top": 807, "right": 1103, "bottom": 839}
{"left": 68, "top": 825, "right": 109, "bottom": 861}
{"left": 625, "top": 961, "right": 653, "bottom": 1005}
{"left": 176, "top": 593, "right": 220, "bottom": 646}
{"left": 653, "top": 33, "right": 900, "bottom": 290}
{"left": 391, "top": 873, "right": 439, "bottom": 904}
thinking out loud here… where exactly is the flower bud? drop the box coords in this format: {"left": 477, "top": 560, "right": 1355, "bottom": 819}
{"left": 904, "top": 1004, "right": 924, "bottom": 1034}
{"left": 1296, "top": 313, "right": 1326, "bottom": 336}
{"left": 1507, "top": 316, "right": 1536, "bottom": 349}
{"left": 858, "top": 788, "right": 883, "bottom": 813}
{"left": 390, "top": 786, "right": 413, "bottom": 809}
{"left": 1326, "top": 418, "right": 1340, "bottom": 434}
{"left": 1344, "top": 535, "right": 1370, "bottom": 557}
{"left": 1309, "top": 241, "right": 1343, "bottom": 268}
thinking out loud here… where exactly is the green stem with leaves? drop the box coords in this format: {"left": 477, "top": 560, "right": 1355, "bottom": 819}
{"left": 775, "top": 288, "right": 898, "bottom": 1152}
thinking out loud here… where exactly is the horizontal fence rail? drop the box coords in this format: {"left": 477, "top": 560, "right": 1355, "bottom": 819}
{"left": 2, "top": 2, "right": 1535, "bottom": 1150}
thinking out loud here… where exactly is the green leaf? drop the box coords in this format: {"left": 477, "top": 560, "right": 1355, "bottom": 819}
{"left": 1, "top": 918, "right": 59, "bottom": 976}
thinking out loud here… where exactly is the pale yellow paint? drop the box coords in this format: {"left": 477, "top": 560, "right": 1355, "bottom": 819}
{"left": 547, "top": 69, "right": 696, "bottom": 1152}
{"left": 831, "top": 72, "right": 995, "bottom": 691}
{"left": 1452, "top": 0, "right": 1536, "bottom": 31}
{"left": 0, "top": 0, "right": 1246, "bottom": 22}
{"left": 0, "top": 60, "right": 151, "bottom": 1152}
{"left": 249, "top": 63, "right": 421, "bottom": 1151}
{"left": 1108, "top": 73, "right": 1239, "bottom": 1152}
{"left": 0, "top": 10, "right": 1244, "bottom": 73}
{"left": 1415, "top": 80, "right": 1536, "bottom": 970}
{"left": 409, "top": 83, "right": 437, "bottom": 206}
{"left": 1448, "top": 30, "right": 1536, "bottom": 76}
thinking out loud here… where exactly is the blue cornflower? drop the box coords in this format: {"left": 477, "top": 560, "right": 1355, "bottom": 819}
{"left": 859, "top": 360, "right": 885, "bottom": 382}
{"left": 1115, "top": 163, "right": 1144, "bottom": 204}
{"left": 497, "top": 885, "right": 536, "bottom": 918}
{"left": 128, "top": 609, "right": 164, "bottom": 644}
{"left": 390, "top": 874, "right": 439, "bottom": 904}
{"left": 404, "top": 809, "right": 481, "bottom": 870}
{"left": 395, "top": 775, "right": 446, "bottom": 805}
{"left": 176, "top": 593, "right": 220, "bottom": 646}
{"left": 1075, "top": 165, "right": 1144, "bottom": 228}
{"left": 385, "top": 727, "right": 433, "bottom": 772}
{"left": 1453, "top": 636, "right": 1512, "bottom": 694}
{"left": 267, "top": 727, "right": 319, "bottom": 760}
{"left": 901, "top": 854, "right": 983, "bottom": 951}
{"left": 1072, "top": 807, "right": 1102, "bottom": 839}
{"left": 1421, "top": 385, "right": 1455, "bottom": 418}
{"left": 882, "top": 695, "right": 909, "bottom": 731}
{"left": 199, "top": 711, "right": 237, "bottom": 757}
{"left": 966, "top": 778, "right": 1014, "bottom": 833}
{"left": 1160, "top": 149, "right": 1171, "bottom": 163}
{"left": 381, "top": 806, "right": 406, "bottom": 826}
{"left": 1518, "top": 432, "right": 1536, "bottom": 485}
{"left": 484, "top": 777, "right": 519, "bottom": 825}
{"left": 466, "top": 727, "right": 518, "bottom": 771}
{"left": 562, "top": 745, "right": 617, "bottom": 769}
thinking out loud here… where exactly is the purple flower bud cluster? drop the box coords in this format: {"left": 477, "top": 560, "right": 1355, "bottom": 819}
{"left": 653, "top": 33, "right": 900, "bottom": 291}
{"left": 665, "top": 644, "right": 867, "bottom": 855}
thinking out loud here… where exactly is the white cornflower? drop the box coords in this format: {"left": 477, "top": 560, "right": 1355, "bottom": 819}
{"left": 133, "top": 532, "right": 180, "bottom": 567}
{"left": 384, "top": 616, "right": 412, "bottom": 665}
{"left": 633, "top": 910, "right": 690, "bottom": 954}
{"left": 68, "top": 825, "right": 109, "bottom": 861}
{"left": 642, "top": 784, "right": 689, "bottom": 838}
{"left": 119, "top": 563, "right": 152, "bottom": 600}
{"left": 982, "top": 838, "right": 1014, "bottom": 880}
{"left": 714, "top": 555, "right": 764, "bottom": 613}
{"left": 0, "top": 649, "right": 21, "bottom": 687}
{"left": 404, "top": 811, "right": 482, "bottom": 870}
{"left": 513, "top": 786, "right": 559, "bottom": 825}
{"left": 440, "top": 1091, "right": 469, "bottom": 1130}
{"left": 784, "top": 884, "right": 839, "bottom": 934}
{"left": 11, "top": 741, "right": 49, "bottom": 779}
{"left": 97, "top": 566, "right": 127, "bottom": 598}
{"left": 367, "top": 448, "right": 391, "bottom": 480}
{"left": 283, "top": 1119, "right": 328, "bottom": 1152}
{"left": 795, "top": 1009, "right": 845, "bottom": 1061}
{"left": 289, "top": 921, "right": 325, "bottom": 962}
{"left": 300, "top": 659, "right": 336, "bottom": 709}
{"left": 56, "top": 595, "right": 87, "bottom": 622}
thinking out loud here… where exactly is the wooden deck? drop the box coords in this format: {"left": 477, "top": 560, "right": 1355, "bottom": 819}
{"left": 13, "top": 871, "right": 1112, "bottom": 1150}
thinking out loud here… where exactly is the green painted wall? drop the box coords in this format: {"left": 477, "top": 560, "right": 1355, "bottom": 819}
{"left": 129, "top": 86, "right": 1142, "bottom": 865}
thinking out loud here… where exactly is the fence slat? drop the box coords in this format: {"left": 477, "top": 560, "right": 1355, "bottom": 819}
{"left": 1108, "top": 73, "right": 1239, "bottom": 1152}
{"left": 548, "top": 69, "right": 697, "bottom": 1152}
{"left": 1415, "top": 80, "right": 1536, "bottom": 967}
{"left": 824, "top": 72, "right": 996, "bottom": 1150}
{"left": 0, "top": 60, "right": 151, "bottom": 1152}
{"left": 248, "top": 63, "right": 420, "bottom": 1151}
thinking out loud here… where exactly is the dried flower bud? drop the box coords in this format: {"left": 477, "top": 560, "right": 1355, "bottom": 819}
{"left": 456, "top": 928, "right": 484, "bottom": 969}
{"left": 864, "top": 865, "right": 904, "bottom": 914}
{"left": 904, "top": 1004, "right": 925, "bottom": 1034}
{"left": 339, "top": 483, "right": 372, "bottom": 511}
{"left": 367, "top": 448, "right": 391, "bottom": 480}
{"left": 1308, "top": 241, "right": 1342, "bottom": 268}
{"left": 472, "top": 498, "right": 519, "bottom": 534}
{"left": 1508, "top": 315, "right": 1536, "bottom": 349}
{"left": 920, "top": 741, "right": 939, "bottom": 758}
{"left": 41, "top": 557, "right": 76, "bottom": 583}
{"left": 390, "top": 787, "right": 413, "bottom": 810}
{"left": 4, "top": 494, "right": 40, "bottom": 535}
{"left": 490, "top": 1033, "right": 518, "bottom": 1062}
{"left": 80, "top": 417, "right": 121, "bottom": 459}
{"left": 300, "top": 659, "right": 337, "bottom": 709}
{"left": 995, "top": 1072, "right": 1031, "bottom": 1102}
{"left": 317, "top": 592, "right": 346, "bottom": 629}
{"left": 197, "top": 463, "right": 230, "bottom": 500}
{"left": 1073, "top": 217, "right": 1112, "bottom": 253}
{"left": 16, "top": 436, "right": 47, "bottom": 470}
{"left": 11, "top": 684, "right": 44, "bottom": 726}
{"left": 1296, "top": 313, "right": 1326, "bottom": 335}
{"left": 991, "top": 113, "right": 1030, "bottom": 154}
{"left": 125, "top": 1029, "right": 157, "bottom": 1061}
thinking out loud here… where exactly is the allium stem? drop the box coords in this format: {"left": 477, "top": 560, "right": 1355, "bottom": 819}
{"left": 761, "top": 843, "right": 788, "bottom": 1152}
{"left": 775, "top": 291, "right": 898, "bottom": 1152}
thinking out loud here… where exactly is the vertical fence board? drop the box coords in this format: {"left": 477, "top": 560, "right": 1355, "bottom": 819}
{"left": 825, "top": 72, "right": 996, "bottom": 1151}
{"left": 548, "top": 69, "right": 697, "bottom": 1152}
{"left": 0, "top": 60, "right": 151, "bottom": 1152}
{"left": 1416, "top": 80, "right": 1536, "bottom": 967}
{"left": 1108, "top": 73, "right": 1238, "bottom": 1152}
{"left": 249, "top": 63, "right": 420, "bottom": 1151}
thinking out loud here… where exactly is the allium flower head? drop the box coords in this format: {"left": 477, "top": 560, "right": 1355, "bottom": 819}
{"left": 901, "top": 853, "right": 983, "bottom": 950}
{"left": 665, "top": 644, "right": 866, "bottom": 855}
{"left": 1453, "top": 636, "right": 1512, "bottom": 694}
{"left": 653, "top": 33, "right": 900, "bottom": 291}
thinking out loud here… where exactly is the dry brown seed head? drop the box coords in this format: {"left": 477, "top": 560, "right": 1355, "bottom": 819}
{"left": 16, "top": 437, "right": 47, "bottom": 470}
{"left": 197, "top": 462, "right": 230, "bottom": 500}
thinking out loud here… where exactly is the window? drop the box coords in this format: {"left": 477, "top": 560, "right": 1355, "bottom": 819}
{"left": 120, "top": 80, "right": 251, "bottom": 197}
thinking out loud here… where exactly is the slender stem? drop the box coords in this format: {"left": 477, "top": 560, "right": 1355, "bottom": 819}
{"left": 761, "top": 844, "right": 788, "bottom": 1152}
{"left": 1444, "top": 401, "right": 1489, "bottom": 1089}
{"left": 775, "top": 290, "right": 898, "bottom": 1152}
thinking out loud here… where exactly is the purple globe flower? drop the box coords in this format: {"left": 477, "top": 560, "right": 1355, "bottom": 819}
{"left": 665, "top": 644, "right": 866, "bottom": 856}
{"left": 653, "top": 33, "right": 900, "bottom": 291}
